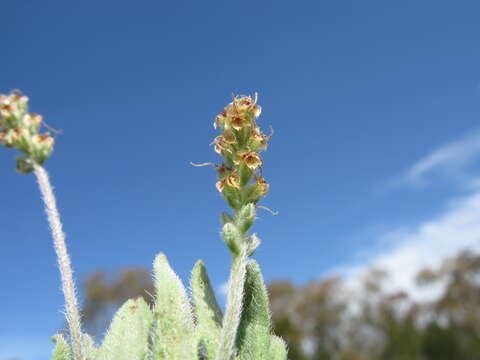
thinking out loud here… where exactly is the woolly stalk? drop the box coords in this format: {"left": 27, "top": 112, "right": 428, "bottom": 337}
{"left": 34, "top": 164, "right": 83, "bottom": 360}
{"left": 215, "top": 247, "right": 248, "bottom": 360}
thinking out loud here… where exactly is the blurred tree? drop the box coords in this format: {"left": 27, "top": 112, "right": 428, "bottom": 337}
{"left": 80, "top": 250, "right": 480, "bottom": 359}
{"left": 417, "top": 250, "right": 480, "bottom": 359}
{"left": 422, "top": 322, "right": 459, "bottom": 359}
{"left": 269, "top": 281, "right": 308, "bottom": 360}
{"left": 81, "top": 268, "right": 154, "bottom": 337}
{"left": 294, "top": 278, "right": 346, "bottom": 359}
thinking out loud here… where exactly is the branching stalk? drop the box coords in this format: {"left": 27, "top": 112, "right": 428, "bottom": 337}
{"left": 34, "top": 164, "right": 83, "bottom": 360}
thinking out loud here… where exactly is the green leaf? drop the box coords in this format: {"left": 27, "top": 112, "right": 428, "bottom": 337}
{"left": 239, "top": 164, "right": 253, "bottom": 187}
{"left": 236, "top": 260, "right": 271, "bottom": 360}
{"left": 245, "top": 234, "right": 261, "bottom": 257}
{"left": 51, "top": 334, "right": 72, "bottom": 360}
{"left": 191, "top": 260, "right": 223, "bottom": 359}
{"left": 149, "top": 253, "right": 196, "bottom": 359}
{"left": 221, "top": 211, "right": 234, "bottom": 225}
{"left": 222, "top": 222, "right": 243, "bottom": 255}
{"left": 235, "top": 204, "right": 256, "bottom": 235}
{"left": 242, "top": 185, "right": 263, "bottom": 205}
{"left": 223, "top": 186, "right": 242, "bottom": 210}
{"left": 269, "top": 336, "right": 288, "bottom": 360}
{"left": 82, "top": 333, "right": 98, "bottom": 359}
{"left": 96, "top": 298, "right": 153, "bottom": 360}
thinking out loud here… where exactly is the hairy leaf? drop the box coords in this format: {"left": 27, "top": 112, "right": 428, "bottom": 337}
{"left": 51, "top": 334, "right": 72, "bottom": 360}
{"left": 237, "top": 260, "right": 271, "bottom": 360}
{"left": 269, "top": 335, "right": 288, "bottom": 360}
{"left": 191, "top": 260, "right": 223, "bottom": 359}
{"left": 149, "top": 253, "right": 195, "bottom": 359}
{"left": 82, "top": 333, "right": 98, "bottom": 359}
{"left": 96, "top": 298, "right": 153, "bottom": 360}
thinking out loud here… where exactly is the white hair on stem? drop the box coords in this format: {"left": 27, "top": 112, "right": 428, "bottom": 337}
{"left": 215, "top": 247, "right": 248, "bottom": 360}
{"left": 33, "top": 163, "right": 83, "bottom": 360}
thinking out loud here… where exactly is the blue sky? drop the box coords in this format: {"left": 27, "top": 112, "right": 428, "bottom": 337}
{"left": 2, "top": 1, "right": 480, "bottom": 359}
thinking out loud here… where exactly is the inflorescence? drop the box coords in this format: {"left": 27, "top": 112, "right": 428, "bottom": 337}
{"left": 212, "top": 94, "right": 270, "bottom": 211}
{"left": 0, "top": 90, "right": 55, "bottom": 173}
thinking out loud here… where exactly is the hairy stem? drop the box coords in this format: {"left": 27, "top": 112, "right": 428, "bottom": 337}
{"left": 215, "top": 247, "right": 248, "bottom": 360}
{"left": 34, "top": 164, "right": 83, "bottom": 360}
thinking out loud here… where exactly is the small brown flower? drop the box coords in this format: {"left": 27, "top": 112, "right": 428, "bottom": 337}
{"left": 251, "top": 127, "right": 268, "bottom": 150}
{"left": 231, "top": 95, "right": 262, "bottom": 118}
{"left": 231, "top": 115, "right": 248, "bottom": 131}
{"left": 255, "top": 176, "right": 269, "bottom": 196}
{"left": 215, "top": 180, "right": 224, "bottom": 192}
{"left": 234, "top": 97, "right": 253, "bottom": 113}
{"left": 226, "top": 173, "right": 240, "bottom": 188}
{"left": 252, "top": 104, "right": 261, "bottom": 118}
{"left": 236, "top": 151, "right": 262, "bottom": 170}
{"left": 216, "top": 163, "right": 231, "bottom": 178}
{"left": 223, "top": 131, "right": 236, "bottom": 144}
{"left": 23, "top": 113, "right": 43, "bottom": 126}
{"left": 214, "top": 110, "right": 227, "bottom": 129}
{"left": 33, "top": 133, "right": 54, "bottom": 145}
{"left": 216, "top": 173, "right": 240, "bottom": 192}
{"left": 2, "top": 129, "right": 19, "bottom": 146}
{"left": 214, "top": 136, "right": 233, "bottom": 154}
{"left": 0, "top": 103, "right": 13, "bottom": 118}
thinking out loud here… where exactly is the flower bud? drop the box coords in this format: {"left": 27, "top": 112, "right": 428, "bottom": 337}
{"left": 16, "top": 156, "right": 34, "bottom": 174}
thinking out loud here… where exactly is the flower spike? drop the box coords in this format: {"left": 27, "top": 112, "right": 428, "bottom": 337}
{"left": 0, "top": 90, "right": 55, "bottom": 173}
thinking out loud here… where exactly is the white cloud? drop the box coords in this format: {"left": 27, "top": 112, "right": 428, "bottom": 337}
{"left": 353, "top": 129, "right": 480, "bottom": 300}
{"left": 335, "top": 189, "right": 480, "bottom": 301}
{"left": 398, "top": 129, "right": 480, "bottom": 187}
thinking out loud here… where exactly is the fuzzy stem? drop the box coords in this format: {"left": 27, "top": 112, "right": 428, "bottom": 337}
{"left": 33, "top": 164, "right": 83, "bottom": 360}
{"left": 215, "top": 247, "right": 248, "bottom": 360}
